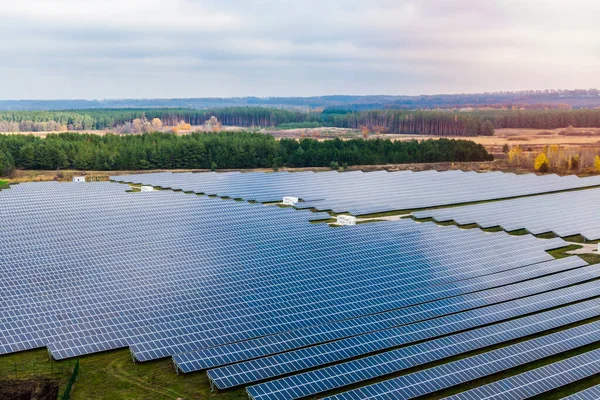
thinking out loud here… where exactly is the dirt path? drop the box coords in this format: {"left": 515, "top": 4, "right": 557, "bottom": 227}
{"left": 104, "top": 357, "right": 186, "bottom": 400}
{"left": 566, "top": 242, "right": 598, "bottom": 255}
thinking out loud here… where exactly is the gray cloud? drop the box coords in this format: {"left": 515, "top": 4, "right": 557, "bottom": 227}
{"left": 0, "top": 0, "right": 598, "bottom": 99}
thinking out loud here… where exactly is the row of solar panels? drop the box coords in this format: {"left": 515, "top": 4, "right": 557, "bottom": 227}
{"left": 414, "top": 187, "right": 600, "bottom": 240}
{"left": 2, "top": 182, "right": 600, "bottom": 399}
{"left": 111, "top": 170, "right": 600, "bottom": 215}
{"left": 245, "top": 297, "right": 600, "bottom": 399}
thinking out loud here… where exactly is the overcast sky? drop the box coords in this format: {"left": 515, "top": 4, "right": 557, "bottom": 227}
{"left": 1, "top": 0, "right": 599, "bottom": 99}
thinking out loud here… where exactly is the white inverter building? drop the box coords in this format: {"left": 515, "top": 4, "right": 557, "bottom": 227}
{"left": 337, "top": 215, "right": 357, "bottom": 226}
{"left": 141, "top": 186, "right": 154, "bottom": 192}
{"left": 282, "top": 196, "right": 299, "bottom": 206}
{"left": 72, "top": 176, "right": 86, "bottom": 183}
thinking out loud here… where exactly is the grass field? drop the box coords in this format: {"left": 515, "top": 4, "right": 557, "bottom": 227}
{"left": 1, "top": 348, "right": 246, "bottom": 400}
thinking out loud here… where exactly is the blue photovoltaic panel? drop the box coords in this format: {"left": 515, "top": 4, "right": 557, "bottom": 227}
{"left": 208, "top": 263, "right": 594, "bottom": 389}
{"left": 111, "top": 170, "right": 600, "bottom": 215}
{"left": 244, "top": 297, "right": 600, "bottom": 399}
{"left": 130, "top": 255, "right": 585, "bottom": 362}
{"left": 317, "top": 321, "right": 600, "bottom": 400}
{"left": 415, "top": 187, "right": 600, "bottom": 240}
{"left": 445, "top": 348, "right": 600, "bottom": 400}
{"left": 176, "top": 269, "right": 600, "bottom": 373}
{"left": 561, "top": 384, "right": 600, "bottom": 400}
{"left": 1, "top": 181, "right": 581, "bottom": 365}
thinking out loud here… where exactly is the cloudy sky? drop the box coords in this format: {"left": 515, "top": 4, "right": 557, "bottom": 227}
{"left": 1, "top": 0, "right": 599, "bottom": 99}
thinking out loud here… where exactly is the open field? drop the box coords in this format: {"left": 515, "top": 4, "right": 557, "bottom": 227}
{"left": 1, "top": 348, "right": 246, "bottom": 400}
{"left": 264, "top": 127, "right": 600, "bottom": 153}
{"left": 388, "top": 128, "right": 600, "bottom": 153}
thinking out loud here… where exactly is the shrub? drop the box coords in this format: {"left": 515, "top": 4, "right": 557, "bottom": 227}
{"left": 481, "top": 120, "right": 495, "bottom": 136}
{"left": 534, "top": 153, "right": 550, "bottom": 173}
{"left": 0, "top": 150, "right": 15, "bottom": 177}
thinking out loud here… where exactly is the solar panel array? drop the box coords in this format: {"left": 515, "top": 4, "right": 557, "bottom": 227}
{"left": 3, "top": 180, "right": 600, "bottom": 399}
{"left": 445, "top": 347, "right": 600, "bottom": 400}
{"left": 242, "top": 290, "right": 600, "bottom": 399}
{"left": 321, "top": 320, "right": 600, "bottom": 400}
{"left": 562, "top": 384, "right": 600, "bottom": 400}
{"left": 110, "top": 170, "right": 600, "bottom": 215}
{"left": 177, "top": 260, "right": 594, "bottom": 374}
{"left": 415, "top": 187, "right": 600, "bottom": 240}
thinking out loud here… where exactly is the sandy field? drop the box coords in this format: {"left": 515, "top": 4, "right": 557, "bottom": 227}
{"left": 264, "top": 127, "right": 600, "bottom": 151}
{"left": 4, "top": 126, "right": 600, "bottom": 154}
{"left": 389, "top": 128, "right": 600, "bottom": 153}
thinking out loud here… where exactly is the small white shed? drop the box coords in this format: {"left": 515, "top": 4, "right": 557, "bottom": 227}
{"left": 337, "top": 215, "right": 357, "bottom": 226}
{"left": 140, "top": 186, "right": 154, "bottom": 192}
{"left": 282, "top": 196, "right": 299, "bottom": 206}
{"left": 72, "top": 176, "right": 86, "bottom": 183}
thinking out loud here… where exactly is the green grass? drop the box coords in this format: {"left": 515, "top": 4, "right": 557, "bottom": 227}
{"left": 578, "top": 253, "right": 600, "bottom": 265}
{"left": 506, "top": 228, "right": 530, "bottom": 236}
{"left": 546, "top": 244, "right": 583, "bottom": 259}
{"left": 0, "top": 179, "right": 8, "bottom": 188}
{"left": 456, "top": 223, "right": 479, "bottom": 230}
{"left": 562, "top": 234, "right": 600, "bottom": 244}
{"left": 0, "top": 348, "right": 73, "bottom": 396}
{"left": 481, "top": 226, "right": 504, "bottom": 233}
{"left": 0, "top": 348, "right": 246, "bottom": 400}
{"left": 535, "top": 231, "right": 558, "bottom": 239}
{"left": 545, "top": 245, "right": 600, "bottom": 265}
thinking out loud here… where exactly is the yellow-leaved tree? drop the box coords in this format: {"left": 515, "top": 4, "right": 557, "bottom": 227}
{"left": 594, "top": 155, "right": 600, "bottom": 172}
{"left": 534, "top": 152, "right": 550, "bottom": 173}
{"left": 507, "top": 145, "right": 523, "bottom": 167}
{"left": 548, "top": 144, "right": 560, "bottom": 169}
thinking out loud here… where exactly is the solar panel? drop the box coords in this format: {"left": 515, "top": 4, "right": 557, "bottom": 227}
{"left": 214, "top": 281, "right": 598, "bottom": 391}
{"left": 110, "top": 170, "right": 600, "bottom": 216}
{"left": 561, "top": 384, "right": 600, "bottom": 400}
{"left": 129, "top": 255, "right": 584, "bottom": 362}
{"left": 445, "top": 348, "right": 600, "bottom": 400}
{"left": 175, "top": 267, "right": 600, "bottom": 373}
{"left": 317, "top": 320, "right": 600, "bottom": 400}
{"left": 244, "top": 297, "right": 600, "bottom": 399}
{"left": 2, "top": 181, "right": 581, "bottom": 365}
{"left": 414, "top": 187, "right": 600, "bottom": 240}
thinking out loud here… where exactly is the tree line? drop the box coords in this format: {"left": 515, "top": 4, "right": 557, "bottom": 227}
{"left": 0, "top": 132, "right": 492, "bottom": 175}
{"left": 3, "top": 108, "right": 600, "bottom": 136}
{"left": 1, "top": 90, "right": 599, "bottom": 111}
